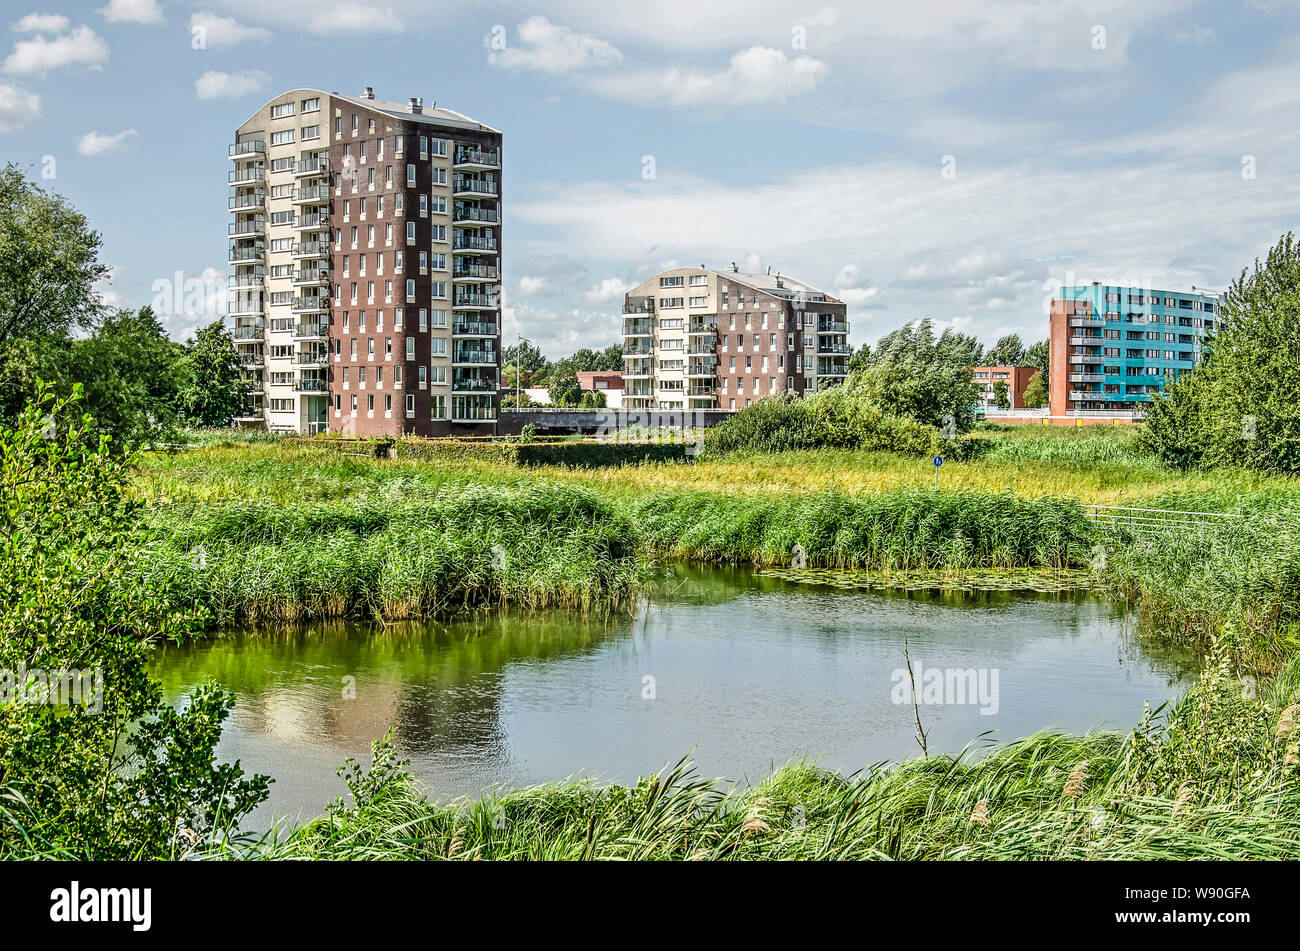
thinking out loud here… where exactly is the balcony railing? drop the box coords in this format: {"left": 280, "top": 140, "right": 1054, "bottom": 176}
{"left": 623, "top": 343, "right": 653, "bottom": 356}
{"left": 293, "top": 241, "right": 328, "bottom": 258}
{"left": 229, "top": 244, "right": 264, "bottom": 262}
{"left": 232, "top": 324, "right": 265, "bottom": 340}
{"left": 818, "top": 343, "right": 852, "bottom": 355}
{"left": 453, "top": 292, "right": 496, "bottom": 308}
{"left": 228, "top": 220, "right": 265, "bottom": 237}
{"left": 452, "top": 234, "right": 497, "bottom": 252}
{"left": 228, "top": 167, "right": 265, "bottom": 185}
{"left": 294, "top": 157, "right": 328, "bottom": 177}
{"left": 452, "top": 349, "right": 497, "bottom": 365}
{"left": 817, "top": 319, "right": 848, "bottom": 334}
{"left": 295, "top": 213, "right": 330, "bottom": 231}
{"left": 623, "top": 318, "right": 654, "bottom": 336}
{"left": 688, "top": 318, "right": 717, "bottom": 333}
{"left": 452, "top": 204, "right": 499, "bottom": 225}
{"left": 453, "top": 147, "right": 500, "bottom": 167}
{"left": 293, "top": 268, "right": 330, "bottom": 285}
{"left": 293, "top": 323, "right": 328, "bottom": 338}
{"left": 452, "top": 374, "right": 498, "bottom": 392}
{"left": 294, "top": 185, "right": 330, "bottom": 203}
{"left": 452, "top": 262, "right": 498, "bottom": 281}
{"left": 292, "top": 298, "right": 329, "bottom": 313}
{"left": 229, "top": 141, "right": 266, "bottom": 159}
{"left": 452, "top": 176, "right": 498, "bottom": 196}
{"left": 622, "top": 298, "right": 655, "bottom": 315}
{"left": 228, "top": 192, "right": 265, "bottom": 211}
{"left": 452, "top": 320, "right": 498, "bottom": 336}
{"left": 294, "top": 379, "right": 329, "bottom": 393}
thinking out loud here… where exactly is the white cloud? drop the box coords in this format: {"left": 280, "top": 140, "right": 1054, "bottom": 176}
{"left": 518, "top": 276, "right": 550, "bottom": 295}
{"left": 582, "top": 277, "right": 631, "bottom": 304}
{"left": 190, "top": 11, "right": 270, "bottom": 47}
{"left": 488, "top": 16, "right": 622, "bottom": 74}
{"left": 3, "top": 24, "right": 109, "bottom": 75}
{"left": 0, "top": 81, "right": 40, "bottom": 130}
{"left": 11, "top": 13, "right": 71, "bottom": 33}
{"left": 595, "top": 46, "right": 826, "bottom": 105}
{"left": 195, "top": 68, "right": 269, "bottom": 99}
{"left": 308, "top": 4, "right": 403, "bottom": 35}
{"left": 97, "top": 0, "right": 165, "bottom": 25}
{"left": 78, "top": 128, "right": 138, "bottom": 154}
{"left": 1171, "top": 24, "right": 1218, "bottom": 46}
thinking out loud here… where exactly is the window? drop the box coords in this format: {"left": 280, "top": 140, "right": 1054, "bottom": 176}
{"left": 406, "top": 393, "right": 415, "bottom": 417}
{"left": 270, "top": 103, "right": 295, "bottom": 118}
{"left": 301, "top": 97, "right": 320, "bottom": 112}
{"left": 406, "top": 336, "right": 415, "bottom": 359}
{"left": 301, "top": 125, "right": 320, "bottom": 140}
{"left": 270, "top": 129, "right": 294, "bottom": 145}
{"left": 660, "top": 297, "right": 684, "bottom": 309}
{"left": 661, "top": 276, "right": 685, "bottom": 287}
{"left": 689, "top": 274, "right": 707, "bottom": 286}
{"left": 406, "top": 164, "right": 416, "bottom": 185}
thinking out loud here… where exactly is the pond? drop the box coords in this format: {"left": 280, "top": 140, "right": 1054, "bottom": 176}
{"left": 153, "top": 566, "right": 1199, "bottom": 826}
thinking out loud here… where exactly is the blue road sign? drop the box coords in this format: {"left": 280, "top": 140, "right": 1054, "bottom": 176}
{"left": 933, "top": 455, "right": 944, "bottom": 467}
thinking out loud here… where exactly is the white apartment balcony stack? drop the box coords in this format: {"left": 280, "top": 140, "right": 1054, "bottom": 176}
{"left": 230, "top": 86, "right": 502, "bottom": 435}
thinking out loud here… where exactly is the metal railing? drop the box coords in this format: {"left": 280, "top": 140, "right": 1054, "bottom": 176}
{"left": 1083, "top": 504, "right": 1245, "bottom": 537}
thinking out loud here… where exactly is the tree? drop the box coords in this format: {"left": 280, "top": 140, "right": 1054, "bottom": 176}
{"left": 1022, "top": 370, "right": 1048, "bottom": 409}
{"left": 0, "top": 384, "right": 268, "bottom": 857}
{"left": 992, "top": 380, "right": 1011, "bottom": 410}
{"left": 177, "top": 320, "right": 248, "bottom": 427}
{"left": 1141, "top": 232, "right": 1300, "bottom": 472}
{"left": 936, "top": 330, "right": 985, "bottom": 367}
{"left": 547, "top": 370, "right": 583, "bottom": 407}
{"left": 55, "top": 306, "right": 184, "bottom": 449}
{"left": 985, "top": 333, "right": 1025, "bottom": 367}
{"left": 502, "top": 339, "right": 547, "bottom": 374}
{"left": 852, "top": 319, "right": 983, "bottom": 432}
{"left": 1024, "top": 340, "right": 1050, "bottom": 389}
{"left": 0, "top": 164, "right": 108, "bottom": 352}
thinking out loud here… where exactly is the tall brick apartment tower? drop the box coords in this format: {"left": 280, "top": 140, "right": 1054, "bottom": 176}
{"left": 228, "top": 87, "right": 502, "bottom": 435}
{"left": 620, "top": 266, "right": 849, "bottom": 410}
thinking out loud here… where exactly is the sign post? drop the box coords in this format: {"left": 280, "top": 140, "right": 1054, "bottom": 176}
{"left": 933, "top": 454, "right": 943, "bottom": 489}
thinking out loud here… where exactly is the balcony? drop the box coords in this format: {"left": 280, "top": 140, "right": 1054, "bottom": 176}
{"left": 452, "top": 203, "right": 499, "bottom": 226}
{"left": 687, "top": 358, "right": 717, "bottom": 377}
{"left": 688, "top": 317, "right": 717, "bottom": 334}
{"left": 228, "top": 271, "right": 264, "bottom": 289}
{"left": 1069, "top": 389, "right": 1097, "bottom": 401}
{"left": 229, "top": 141, "right": 266, "bottom": 160}
{"left": 1068, "top": 336, "right": 1101, "bottom": 347}
{"left": 293, "top": 268, "right": 330, "bottom": 286}
{"left": 1069, "top": 317, "right": 1106, "bottom": 328}
{"left": 227, "top": 297, "right": 264, "bottom": 318}
{"left": 293, "top": 185, "right": 330, "bottom": 205}
{"left": 687, "top": 341, "right": 715, "bottom": 355}
{"left": 688, "top": 383, "right": 716, "bottom": 397}
{"left": 232, "top": 323, "right": 265, "bottom": 341}
{"left": 623, "top": 342, "right": 653, "bottom": 356}
{"left": 228, "top": 244, "right": 264, "bottom": 263}
{"left": 622, "top": 297, "right": 655, "bottom": 315}
{"left": 294, "top": 378, "right": 329, "bottom": 393}
{"left": 228, "top": 166, "right": 265, "bottom": 185}
{"left": 1069, "top": 373, "right": 1105, "bottom": 383}
{"left": 452, "top": 233, "right": 497, "bottom": 254}
{"left": 452, "top": 348, "right": 497, "bottom": 366}
{"left": 817, "top": 361, "right": 848, "bottom": 377}
{"left": 293, "top": 241, "right": 329, "bottom": 259}
{"left": 452, "top": 371, "right": 498, "bottom": 393}
{"left": 452, "top": 319, "right": 498, "bottom": 336}
{"left": 817, "top": 319, "right": 848, "bottom": 334}
{"left": 293, "top": 322, "right": 328, "bottom": 339}
{"left": 452, "top": 176, "right": 498, "bottom": 198}
{"left": 228, "top": 192, "right": 265, "bottom": 212}
{"left": 294, "top": 350, "right": 329, "bottom": 367}
{"left": 622, "top": 361, "right": 654, "bottom": 379}
{"left": 294, "top": 213, "right": 330, "bottom": 232}
{"left": 452, "top": 262, "right": 498, "bottom": 282}
{"left": 453, "top": 292, "right": 497, "bottom": 310}
{"left": 453, "top": 146, "right": 500, "bottom": 170}
{"left": 294, "top": 157, "right": 329, "bottom": 178}
{"left": 818, "top": 343, "right": 852, "bottom": 355}
{"left": 228, "top": 219, "right": 265, "bottom": 238}
{"left": 623, "top": 318, "right": 654, "bottom": 337}
{"left": 292, "top": 297, "right": 329, "bottom": 314}
{"left": 237, "top": 352, "right": 263, "bottom": 367}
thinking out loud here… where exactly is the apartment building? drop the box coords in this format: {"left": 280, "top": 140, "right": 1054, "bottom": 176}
{"left": 1049, "top": 283, "right": 1220, "bottom": 416}
{"left": 228, "top": 86, "right": 502, "bottom": 435}
{"left": 621, "top": 265, "right": 849, "bottom": 411}
{"left": 973, "top": 365, "right": 1038, "bottom": 410}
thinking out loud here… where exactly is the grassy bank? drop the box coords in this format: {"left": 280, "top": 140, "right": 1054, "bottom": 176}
{"left": 218, "top": 641, "right": 1300, "bottom": 860}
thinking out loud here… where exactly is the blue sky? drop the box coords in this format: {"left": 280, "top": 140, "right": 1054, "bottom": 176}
{"left": 3, "top": 0, "right": 1300, "bottom": 357}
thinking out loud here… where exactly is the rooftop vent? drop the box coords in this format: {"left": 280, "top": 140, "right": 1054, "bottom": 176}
{"left": 362, "top": 86, "right": 374, "bottom": 99}
{"left": 731, "top": 262, "right": 738, "bottom": 272}
{"left": 408, "top": 97, "right": 423, "bottom": 114}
